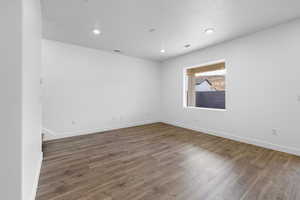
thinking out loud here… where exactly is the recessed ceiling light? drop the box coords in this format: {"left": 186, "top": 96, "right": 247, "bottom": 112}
{"left": 113, "top": 49, "right": 122, "bottom": 53}
{"left": 184, "top": 44, "right": 191, "bottom": 48}
{"left": 204, "top": 28, "right": 215, "bottom": 34}
{"left": 148, "top": 28, "right": 156, "bottom": 32}
{"left": 160, "top": 49, "right": 166, "bottom": 53}
{"left": 92, "top": 29, "right": 101, "bottom": 35}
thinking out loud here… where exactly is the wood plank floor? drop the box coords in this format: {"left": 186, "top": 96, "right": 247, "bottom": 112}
{"left": 36, "top": 123, "right": 300, "bottom": 200}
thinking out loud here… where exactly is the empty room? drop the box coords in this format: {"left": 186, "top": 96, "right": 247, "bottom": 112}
{"left": 1, "top": 0, "right": 300, "bottom": 200}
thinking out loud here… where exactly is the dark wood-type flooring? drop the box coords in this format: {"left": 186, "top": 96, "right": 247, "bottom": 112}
{"left": 36, "top": 123, "right": 300, "bottom": 200}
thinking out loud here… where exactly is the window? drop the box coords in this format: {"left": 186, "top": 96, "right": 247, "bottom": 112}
{"left": 184, "top": 62, "right": 226, "bottom": 109}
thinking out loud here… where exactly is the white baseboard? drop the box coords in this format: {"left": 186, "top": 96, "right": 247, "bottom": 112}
{"left": 42, "top": 128, "right": 56, "bottom": 139}
{"left": 163, "top": 120, "right": 300, "bottom": 157}
{"left": 43, "top": 120, "right": 159, "bottom": 141}
{"left": 30, "top": 152, "right": 43, "bottom": 200}
{"left": 43, "top": 120, "right": 300, "bottom": 156}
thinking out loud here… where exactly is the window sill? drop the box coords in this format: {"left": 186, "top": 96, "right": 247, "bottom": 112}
{"left": 184, "top": 106, "right": 226, "bottom": 112}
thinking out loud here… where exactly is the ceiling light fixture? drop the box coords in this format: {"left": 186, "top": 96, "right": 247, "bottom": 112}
{"left": 92, "top": 29, "right": 101, "bottom": 35}
{"left": 204, "top": 28, "right": 215, "bottom": 35}
{"left": 148, "top": 28, "right": 156, "bottom": 32}
{"left": 160, "top": 49, "right": 166, "bottom": 53}
{"left": 113, "top": 49, "right": 122, "bottom": 53}
{"left": 184, "top": 44, "right": 191, "bottom": 48}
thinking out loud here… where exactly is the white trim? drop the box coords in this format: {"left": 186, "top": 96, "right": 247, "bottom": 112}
{"left": 184, "top": 106, "right": 226, "bottom": 112}
{"left": 30, "top": 152, "right": 43, "bottom": 200}
{"left": 163, "top": 120, "right": 300, "bottom": 157}
{"left": 43, "top": 120, "right": 159, "bottom": 141}
{"left": 43, "top": 120, "right": 300, "bottom": 156}
{"left": 42, "top": 128, "right": 55, "bottom": 138}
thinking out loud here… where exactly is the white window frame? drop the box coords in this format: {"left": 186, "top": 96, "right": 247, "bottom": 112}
{"left": 183, "top": 59, "right": 227, "bottom": 111}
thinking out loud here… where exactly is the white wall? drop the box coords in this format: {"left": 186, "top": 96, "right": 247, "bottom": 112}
{"left": 22, "top": 0, "right": 42, "bottom": 199}
{"left": 161, "top": 19, "right": 300, "bottom": 155}
{"left": 42, "top": 40, "right": 161, "bottom": 140}
{"left": 0, "top": 1, "right": 22, "bottom": 199}
{"left": 0, "top": 0, "right": 41, "bottom": 199}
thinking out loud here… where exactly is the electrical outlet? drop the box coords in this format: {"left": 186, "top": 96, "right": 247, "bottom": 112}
{"left": 272, "top": 129, "right": 278, "bottom": 136}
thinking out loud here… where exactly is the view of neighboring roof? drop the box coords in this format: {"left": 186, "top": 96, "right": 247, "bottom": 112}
{"left": 196, "top": 78, "right": 212, "bottom": 85}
